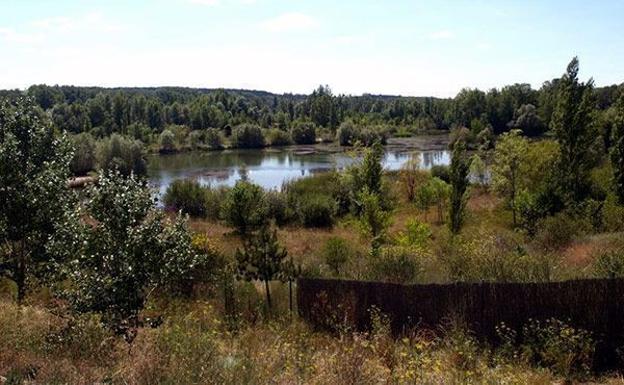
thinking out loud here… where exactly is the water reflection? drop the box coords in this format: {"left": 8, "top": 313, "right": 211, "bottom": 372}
{"left": 147, "top": 148, "right": 451, "bottom": 196}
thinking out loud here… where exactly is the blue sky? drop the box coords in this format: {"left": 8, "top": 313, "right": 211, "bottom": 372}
{"left": 1, "top": 0, "right": 623, "bottom": 97}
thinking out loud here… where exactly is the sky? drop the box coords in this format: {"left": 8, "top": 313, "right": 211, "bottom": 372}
{"left": 1, "top": 0, "right": 623, "bottom": 98}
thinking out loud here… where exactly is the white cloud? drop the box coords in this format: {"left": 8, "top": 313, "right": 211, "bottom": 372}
{"left": 188, "top": 0, "right": 256, "bottom": 6}
{"left": 260, "top": 12, "right": 319, "bottom": 32}
{"left": 476, "top": 42, "right": 492, "bottom": 50}
{"left": 428, "top": 30, "right": 454, "bottom": 40}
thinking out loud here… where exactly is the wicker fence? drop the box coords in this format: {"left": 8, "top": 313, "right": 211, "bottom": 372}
{"left": 297, "top": 277, "right": 624, "bottom": 366}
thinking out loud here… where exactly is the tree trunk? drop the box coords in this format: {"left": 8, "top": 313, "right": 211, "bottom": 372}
{"left": 264, "top": 279, "right": 272, "bottom": 311}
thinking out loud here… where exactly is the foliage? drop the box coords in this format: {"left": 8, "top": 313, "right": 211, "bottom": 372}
{"left": 592, "top": 248, "right": 624, "bottom": 278}
{"left": 492, "top": 129, "right": 529, "bottom": 226}
{"left": 448, "top": 139, "right": 470, "bottom": 234}
{"left": 290, "top": 121, "right": 316, "bottom": 144}
{"left": 235, "top": 224, "right": 288, "bottom": 309}
{"left": 231, "top": 123, "right": 265, "bottom": 148}
{"left": 221, "top": 180, "right": 268, "bottom": 235}
{"left": 469, "top": 153, "right": 487, "bottom": 187}
{"left": 611, "top": 94, "right": 624, "bottom": 203}
{"left": 96, "top": 133, "right": 147, "bottom": 176}
{"left": 368, "top": 246, "right": 422, "bottom": 284}
{"left": 266, "top": 128, "right": 292, "bottom": 146}
{"left": 550, "top": 57, "right": 597, "bottom": 204}
{"left": 69, "top": 132, "right": 97, "bottom": 176}
{"left": 0, "top": 98, "right": 74, "bottom": 303}
{"left": 163, "top": 179, "right": 209, "bottom": 217}
{"left": 415, "top": 176, "right": 451, "bottom": 223}
{"left": 47, "top": 171, "right": 199, "bottom": 337}
{"left": 323, "top": 237, "right": 352, "bottom": 275}
{"left": 357, "top": 190, "right": 391, "bottom": 256}
{"left": 159, "top": 129, "right": 177, "bottom": 153}
{"left": 205, "top": 128, "right": 224, "bottom": 149}
{"left": 399, "top": 153, "right": 427, "bottom": 201}
{"left": 297, "top": 194, "right": 337, "bottom": 228}
{"left": 395, "top": 219, "right": 432, "bottom": 250}
{"left": 498, "top": 318, "right": 595, "bottom": 379}
{"left": 534, "top": 211, "right": 586, "bottom": 251}
{"left": 430, "top": 164, "right": 450, "bottom": 183}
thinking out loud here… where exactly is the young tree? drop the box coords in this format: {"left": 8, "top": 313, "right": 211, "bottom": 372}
{"left": 48, "top": 171, "right": 200, "bottom": 338}
{"left": 221, "top": 180, "right": 268, "bottom": 236}
{"left": 235, "top": 224, "right": 288, "bottom": 310}
{"left": 399, "top": 153, "right": 428, "bottom": 201}
{"left": 0, "top": 98, "right": 74, "bottom": 303}
{"left": 357, "top": 190, "right": 391, "bottom": 257}
{"left": 449, "top": 139, "right": 470, "bottom": 234}
{"left": 492, "top": 129, "right": 529, "bottom": 226}
{"left": 611, "top": 95, "right": 624, "bottom": 204}
{"left": 550, "top": 57, "right": 596, "bottom": 204}
{"left": 159, "top": 129, "right": 177, "bottom": 153}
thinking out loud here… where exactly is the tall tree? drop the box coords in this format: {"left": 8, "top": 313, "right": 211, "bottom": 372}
{"left": 0, "top": 98, "right": 74, "bottom": 303}
{"left": 550, "top": 57, "right": 596, "bottom": 204}
{"left": 612, "top": 94, "right": 624, "bottom": 204}
{"left": 448, "top": 139, "right": 470, "bottom": 234}
{"left": 492, "top": 129, "right": 529, "bottom": 226}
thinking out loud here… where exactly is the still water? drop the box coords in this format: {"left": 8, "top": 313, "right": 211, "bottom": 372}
{"left": 147, "top": 139, "right": 451, "bottom": 195}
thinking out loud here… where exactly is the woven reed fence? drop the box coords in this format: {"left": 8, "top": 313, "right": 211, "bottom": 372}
{"left": 297, "top": 278, "right": 624, "bottom": 366}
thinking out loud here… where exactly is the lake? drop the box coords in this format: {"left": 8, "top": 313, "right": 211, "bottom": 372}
{"left": 147, "top": 135, "right": 451, "bottom": 195}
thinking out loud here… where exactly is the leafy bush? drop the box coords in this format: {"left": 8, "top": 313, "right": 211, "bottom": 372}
{"left": 266, "top": 129, "right": 292, "bottom": 146}
{"left": 221, "top": 180, "right": 268, "bottom": 235}
{"left": 265, "top": 190, "right": 290, "bottom": 225}
{"left": 396, "top": 219, "right": 432, "bottom": 249}
{"left": 369, "top": 246, "right": 422, "bottom": 284}
{"left": 70, "top": 132, "right": 97, "bottom": 176}
{"left": 497, "top": 318, "right": 595, "bottom": 379}
{"left": 337, "top": 120, "right": 356, "bottom": 146}
{"left": 430, "top": 164, "right": 450, "bottom": 183}
{"left": 231, "top": 124, "right": 265, "bottom": 148}
{"left": 298, "top": 194, "right": 337, "bottom": 228}
{"left": 205, "top": 128, "right": 223, "bottom": 149}
{"left": 163, "top": 179, "right": 209, "bottom": 217}
{"left": 534, "top": 212, "right": 587, "bottom": 251}
{"left": 592, "top": 248, "right": 624, "bottom": 278}
{"left": 96, "top": 133, "right": 147, "bottom": 176}
{"left": 323, "top": 237, "right": 352, "bottom": 275}
{"left": 290, "top": 122, "right": 316, "bottom": 144}
{"left": 159, "top": 129, "right": 177, "bottom": 153}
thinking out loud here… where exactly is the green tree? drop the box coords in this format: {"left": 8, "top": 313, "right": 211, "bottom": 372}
{"left": 159, "top": 129, "right": 177, "bottom": 153}
{"left": 550, "top": 57, "right": 596, "bottom": 204}
{"left": 69, "top": 132, "right": 97, "bottom": 176}
{"left": 449, "top": 139, "right": 470, "bottom": 234}
{"left": 221, "top": 180, "right": 268, "bottom": 236}
{"left": 96, "top": 133, "right": 147, "bottom": 176}
{"left": 0, "top": 98, "right": 74, "bottom": 303}
{"left": 235, "top": 224, "right": 287, "bottom": 310}
{"left": 492, "top": 129, "right": 529, "bottom": 226}
{"left": 357, "top": 190, "right": 391, "bottom": 256}
{"left": 290, "top": 121, "right": 317, "bottom": 144}
{"left": 611, "top": 95, "right": 624, "bottom": 204}
{"left": 48, "top": 171, "right": 199, "bottom": 337}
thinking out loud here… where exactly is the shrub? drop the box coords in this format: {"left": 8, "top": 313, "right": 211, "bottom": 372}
{"left": 430, "top": 164, "right": 450, "bottom": 183}
{"left": 163, "top": 179, "right": 208, "bottom": 217}
{"left": 534, "top": 212, "right": 584, "bottom": 251}
{"left": 298, "top": 194, "right": 337, "bottom": 228}
{"left": 337, "top": 121, "right": 356, "bottom": 146}
{"left": 95, "top": 133, "right": 147, "bottom": 176}
{"left": 231, "top": 124, "right": 265, "bottom": 148}
{"left": 159, "top": 129, "right": 177, "bottom": 153}
{"left": 221, "top": 180, "right": 268, "bottom": 235}
{"left": 396, "top": 219, "right": 432, "bottom": 249}
{"left": 506, "top": 318, "right": 595, "bottom": 379}
{"left": 205, "top": 128, "right": 223, "bottom": 149}
{"left": 265, "top": 190, "right": 290, "bottom": 225}
{"left": 266, "top": 128, "right": 292, "bottom": 146}
{"left": 70, "top": 132, "right": 97, "bottom": 176}
{"left": 290, "top": 122, "right": 316, "bottom": 144}
{"left": 592, "top": 248, "right": 624, "bottom": 278}
{"left": 323, "top": 237, "right": 352, "bottom": 275}
{"left": 369, "top": 246, "right": 422, "bottom": 284}
{"left": 187, "top": 130, "right": 203, "bottom": 150}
